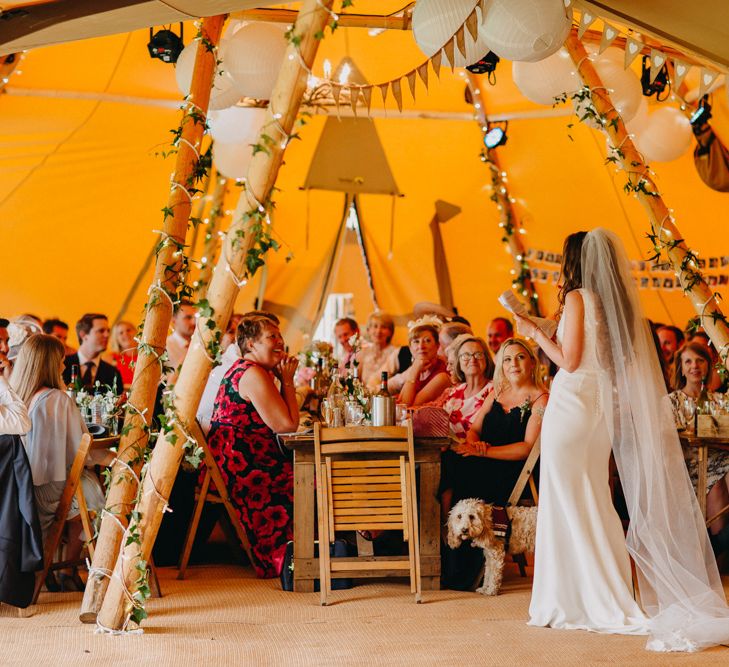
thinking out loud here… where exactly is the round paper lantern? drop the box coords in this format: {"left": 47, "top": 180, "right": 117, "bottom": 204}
{"left": 213, "top": 141, "right": 254, "bottom": 180}
{"left": 624, "top": 96, "right": 649, "bottom": 135}
{"left": 572, "top": 58, "right": 643, "bottom": 126}
{"left": 412, "top": 0, "right": 490, "bottom": 67}
{"left": 480, "top": 0, "right": 572, "bottom": 63}
{"left": 175, "top": 40, "right": 241, "bottom": 110}
{"left": 226, "top": 22, "right": 288, "bottom": 100}
{"left": 633, "top": 106, "right": 692, "bottom": 162}
{"left": 208, "top": 107, "right": 268, "bottom": 145}
{"left": 512, "top": 48, "right": 579, "bottom": 105}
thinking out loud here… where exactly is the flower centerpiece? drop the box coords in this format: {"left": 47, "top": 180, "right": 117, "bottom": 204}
{"left": 75, "top": 379, "right": 122, "bottom": 435}
{"left": 295, "top": 337, "right": 335, "bottom": 386}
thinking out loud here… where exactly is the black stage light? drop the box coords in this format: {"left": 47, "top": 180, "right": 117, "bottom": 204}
{"left": 640, "top": 55, "right": 670, "bottom": 101}
{"left": 466, "top": 52, "right": 500, "bottom": 84}
{"left": 148, "top": 24, "right": 184, "bottom": 64}
{"left": 483, "top": 122, "right": 508, "bottom": 149}
{"left": 690, "top": 95, "right": 712, "bottom": 129}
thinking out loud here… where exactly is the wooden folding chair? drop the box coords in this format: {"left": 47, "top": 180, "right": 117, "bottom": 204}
{"left": 177, "top": 420, "right": 255, "bottom": 579}
{"left": 506, "top": 436, "right": 540, "bottom": 578}
{"left": 314, "top": 422, "right": 422, "bottom": 606}
{"left": 32, "top": 433, "right": 92, "bottom": 603}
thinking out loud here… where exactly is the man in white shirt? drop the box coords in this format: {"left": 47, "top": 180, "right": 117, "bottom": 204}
{"left": 166, "top": 301, "right": 196, "bottom": 375}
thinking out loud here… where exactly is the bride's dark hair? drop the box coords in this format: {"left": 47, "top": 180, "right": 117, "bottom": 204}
{"left": 558, "top": 231, "right": 588, "bottom": 306}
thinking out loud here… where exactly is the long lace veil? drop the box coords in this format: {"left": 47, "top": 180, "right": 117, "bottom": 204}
{"left": 582, "top": 228, "right": 729, "bottom": 651}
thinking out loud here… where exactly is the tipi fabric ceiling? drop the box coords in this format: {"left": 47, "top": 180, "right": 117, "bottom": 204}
{"left": 1, "top": 1, "right": 729, "bottom": 348}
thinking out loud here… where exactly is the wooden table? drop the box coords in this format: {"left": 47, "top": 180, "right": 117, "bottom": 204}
{"left": 282, "top": 433, "right": 448, "bottom": 592}
{"left": 680, "top": 433, "right": 729, "bottom": 524}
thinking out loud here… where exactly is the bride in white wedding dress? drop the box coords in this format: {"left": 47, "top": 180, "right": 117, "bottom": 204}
{"left": 516, "top": 229, "right": 729, "bottom": 652}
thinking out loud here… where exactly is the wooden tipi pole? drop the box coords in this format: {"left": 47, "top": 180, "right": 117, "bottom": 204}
{"left": 195, "top": 170, "right": 230, "bottom": 297}
{"left": 467, "top": 72, "right": 541, "bottom": 316}
{"left": 564, "top": 30, "right": 729, "bottom": 364}
{"left": 79, "top": 15, "right": 226, "bottom": 623}
{"left": 96, "top": 0, "right": 334, "bottom": 631}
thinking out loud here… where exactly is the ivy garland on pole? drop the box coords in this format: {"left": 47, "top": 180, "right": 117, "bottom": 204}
{"left": 561, "top": 31, "right": 729, "bottom": 379}
{"left": 95, "top": 2, "right": 349, "bottom": 631}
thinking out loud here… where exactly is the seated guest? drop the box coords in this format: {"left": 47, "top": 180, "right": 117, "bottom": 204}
{"left": 439, "top": 337, "right": 547, "bottom": 589}
{"left": 43, "top": 318, "right": 75, "bottom": 356}
{"left": 221, "top": 312, "right": 244, "bottom": 352}
{"left": 438, "top": 321, "right": 473, "bottom": 369}
{"left": 0, "top": 318, "right": 10, "bottom": 380}
{"left": 11, "top": 334, "right": 105, "bottom": 589}
{"left": 667, "top": 341, "right": 729, "bottom": 543}
{"left": 197, "top": 311, "right": 280, "bottom": 435}
{"left": 63, "top": 313, "right": 123, "bottom": 392}
{"left": 206, "top": 314, "right": 299, "bottom": 578}
{"left": 358, "top": 311, "right": 399, "bottom": 392}
{"left": 395, "top": 320, "right": 451, "bottom": 407}
{"left": 334, "top": 317, "right": 359, "bottom": 372}
{"left": 105, "top": 320, "right": 137, "bottom": 389}
{"left": 0, "top": 361, "right": 30, "bottom": 435}
{"left": 688, "top": 327, "right": 725, "bottom": 392}
{"left": 426, "top": 334, "right": 493, "bottom": 440}
{"left": 166, "top": 300, "right": 196, "bottom": 376}
{"left": 486, "top": 317, "right": 514, "bottom": 356}
{"left": 657, "top": 324, "right": 684, "bottom": 366}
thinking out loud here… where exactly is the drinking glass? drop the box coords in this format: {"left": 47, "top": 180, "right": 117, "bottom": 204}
{"left": 345, "top": 401, "right": 364, "bottom": 426}
{"left": 396, "top": 403, "right": 408, "bottom": 426}
{"left": 681, "top": 397, "right": 696, "bottom": 430}
{"left": 321, "top": 399, "right": 334, "bottom": 426}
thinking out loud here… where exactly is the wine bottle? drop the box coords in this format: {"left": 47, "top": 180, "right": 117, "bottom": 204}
{"left": 696, "top": 380, "right": 710, "bottom": 433}
{"left": 371, "top": 371, "right": 395, "bottom": 426}
{"left": 66, "top": 364, "right": 79, "bottom": 400}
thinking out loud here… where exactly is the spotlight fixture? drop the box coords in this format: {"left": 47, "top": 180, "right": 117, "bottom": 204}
{"left": 640, "top": 55, "right": 670, "bottom": 101}
{"left": 690, "top": 95, "right": 712, "bottom": 130}
{"left": 148, "top": 24, "right": 185, "bottom": 64}
{"left": 483, "top": 121, "right": 508, "bottom": 149}
{"left": 466, "top": 52, "right": 500, "bottom": 85}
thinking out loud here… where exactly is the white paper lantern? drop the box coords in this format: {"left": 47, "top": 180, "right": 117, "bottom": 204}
{"left": 208, "top": 106, "right": 268, "bottom": 145}
{"left": 175, "top": 40, "right": 241, "bottom": 110}
{"left": 634, "top": 106, "right": 692, "bottom": 163}
{"left": 412, "top": 0, "right": 490, "bottom": 67}
{"left": 624, "top": 97, "right": 649, "bottom": 135}
{"left": 226, "top": 22, "right": 288, "bottom": 100}
{"left": 480, "top": 0, "right": 572, "bottom": 63}
{"left": 512, "top": 48, "right": 579, "bottom": 105}
{"left": 213, "top": 141, "right": 254, "bottom": 180}
{"left": 573, "top": 58, "right": 643, "bottom": 127}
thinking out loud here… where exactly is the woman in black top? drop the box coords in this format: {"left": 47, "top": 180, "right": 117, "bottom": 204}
{"left": 440, "top": 338, "right": 548, "bottom": 589}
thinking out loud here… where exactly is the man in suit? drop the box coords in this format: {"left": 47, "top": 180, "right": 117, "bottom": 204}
{"left": 63, "top": 313, "right": 123, "bottom": 392}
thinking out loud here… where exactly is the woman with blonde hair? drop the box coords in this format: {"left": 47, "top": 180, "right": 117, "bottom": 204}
{"left": 12, "top": 334, "right": 105, "bottom": 590}
{"left": 105, "top": 320, "right": 137, "bottom": 389}
{"left": 358, "top": 311, "right": 399, "bottom": 391}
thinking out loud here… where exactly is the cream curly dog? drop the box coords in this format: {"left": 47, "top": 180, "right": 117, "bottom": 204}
{"left": 447, "top": 498, "right": 537, "bottom": 595}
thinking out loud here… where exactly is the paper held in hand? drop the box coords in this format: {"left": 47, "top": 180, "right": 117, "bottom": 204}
{"left": 498, "top": 291, "right": 557, "bottom": 339}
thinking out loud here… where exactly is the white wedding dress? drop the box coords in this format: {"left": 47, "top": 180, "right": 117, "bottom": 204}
{"left": 528, "top": 288, "right": 649, "bottom": 634}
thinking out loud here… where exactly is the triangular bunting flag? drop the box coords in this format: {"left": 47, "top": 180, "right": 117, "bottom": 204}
{"left": 361, "top": 85, "right": 373, "bottom": 115}
{"left": 391, "top": 78, "right": 403, "bottom": 112}
{"left": 649, "top": 49, "right": 666, "bottom": 84}
{"left": 349, "top": 86, "right": 360, "bottom": 116}
{"left": 671, "top": 59, "right": 690, "bottom": 90}
{"left": 455, "top": 25, "right": 467, "bottom": 60}
{"left": 417, "top": 62, "right": 429, "bottom": 89}
{"left": 379, "top": 82, "right": 389, "bottom": 107}
{"left": 331, "top": 82, "right": 342, "bottom": 111}
{"left": 443, "top": 39, "right": 456, "bottom": 71}
{"left": 698, "top": 67, "right": 720, "bottom": 98}
{"left": 465, "top": 9, "right": 479, "bottom": 43}
{"left": 406, "top": 70, "right": 417, "bottom": 100}
{"left": 624, "top": 36, "right": 643, "bottom": 69}
{"left": 599, "top": 23, "right": 619, "bottom": 53}
{"left": 431, "top": 50, "right": 442, "bottom": 78}
{"left": 577, "top": 11, "right": 596, "bottom": 39}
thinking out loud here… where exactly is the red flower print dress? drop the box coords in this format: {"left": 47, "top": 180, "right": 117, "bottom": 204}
{"left": 206, "top": 359, "right": 293, "bottom": 578}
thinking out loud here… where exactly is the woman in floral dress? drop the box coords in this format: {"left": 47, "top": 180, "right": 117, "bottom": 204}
{"left": 207, "top": 314, "right": 299, "bottom": 578}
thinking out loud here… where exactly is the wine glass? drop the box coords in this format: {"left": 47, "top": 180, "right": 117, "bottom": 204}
{"left": 681, "top": 397, "right": 696, "bottom": 430}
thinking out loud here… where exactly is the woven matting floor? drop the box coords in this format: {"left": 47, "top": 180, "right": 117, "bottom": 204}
{"left": 2, "top": 564, "right": 729, "bottom": 666}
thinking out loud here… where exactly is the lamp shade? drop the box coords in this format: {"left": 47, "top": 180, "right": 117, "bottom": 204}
{"left": 512, "top": 47, "right": 580, "bottom": 105}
